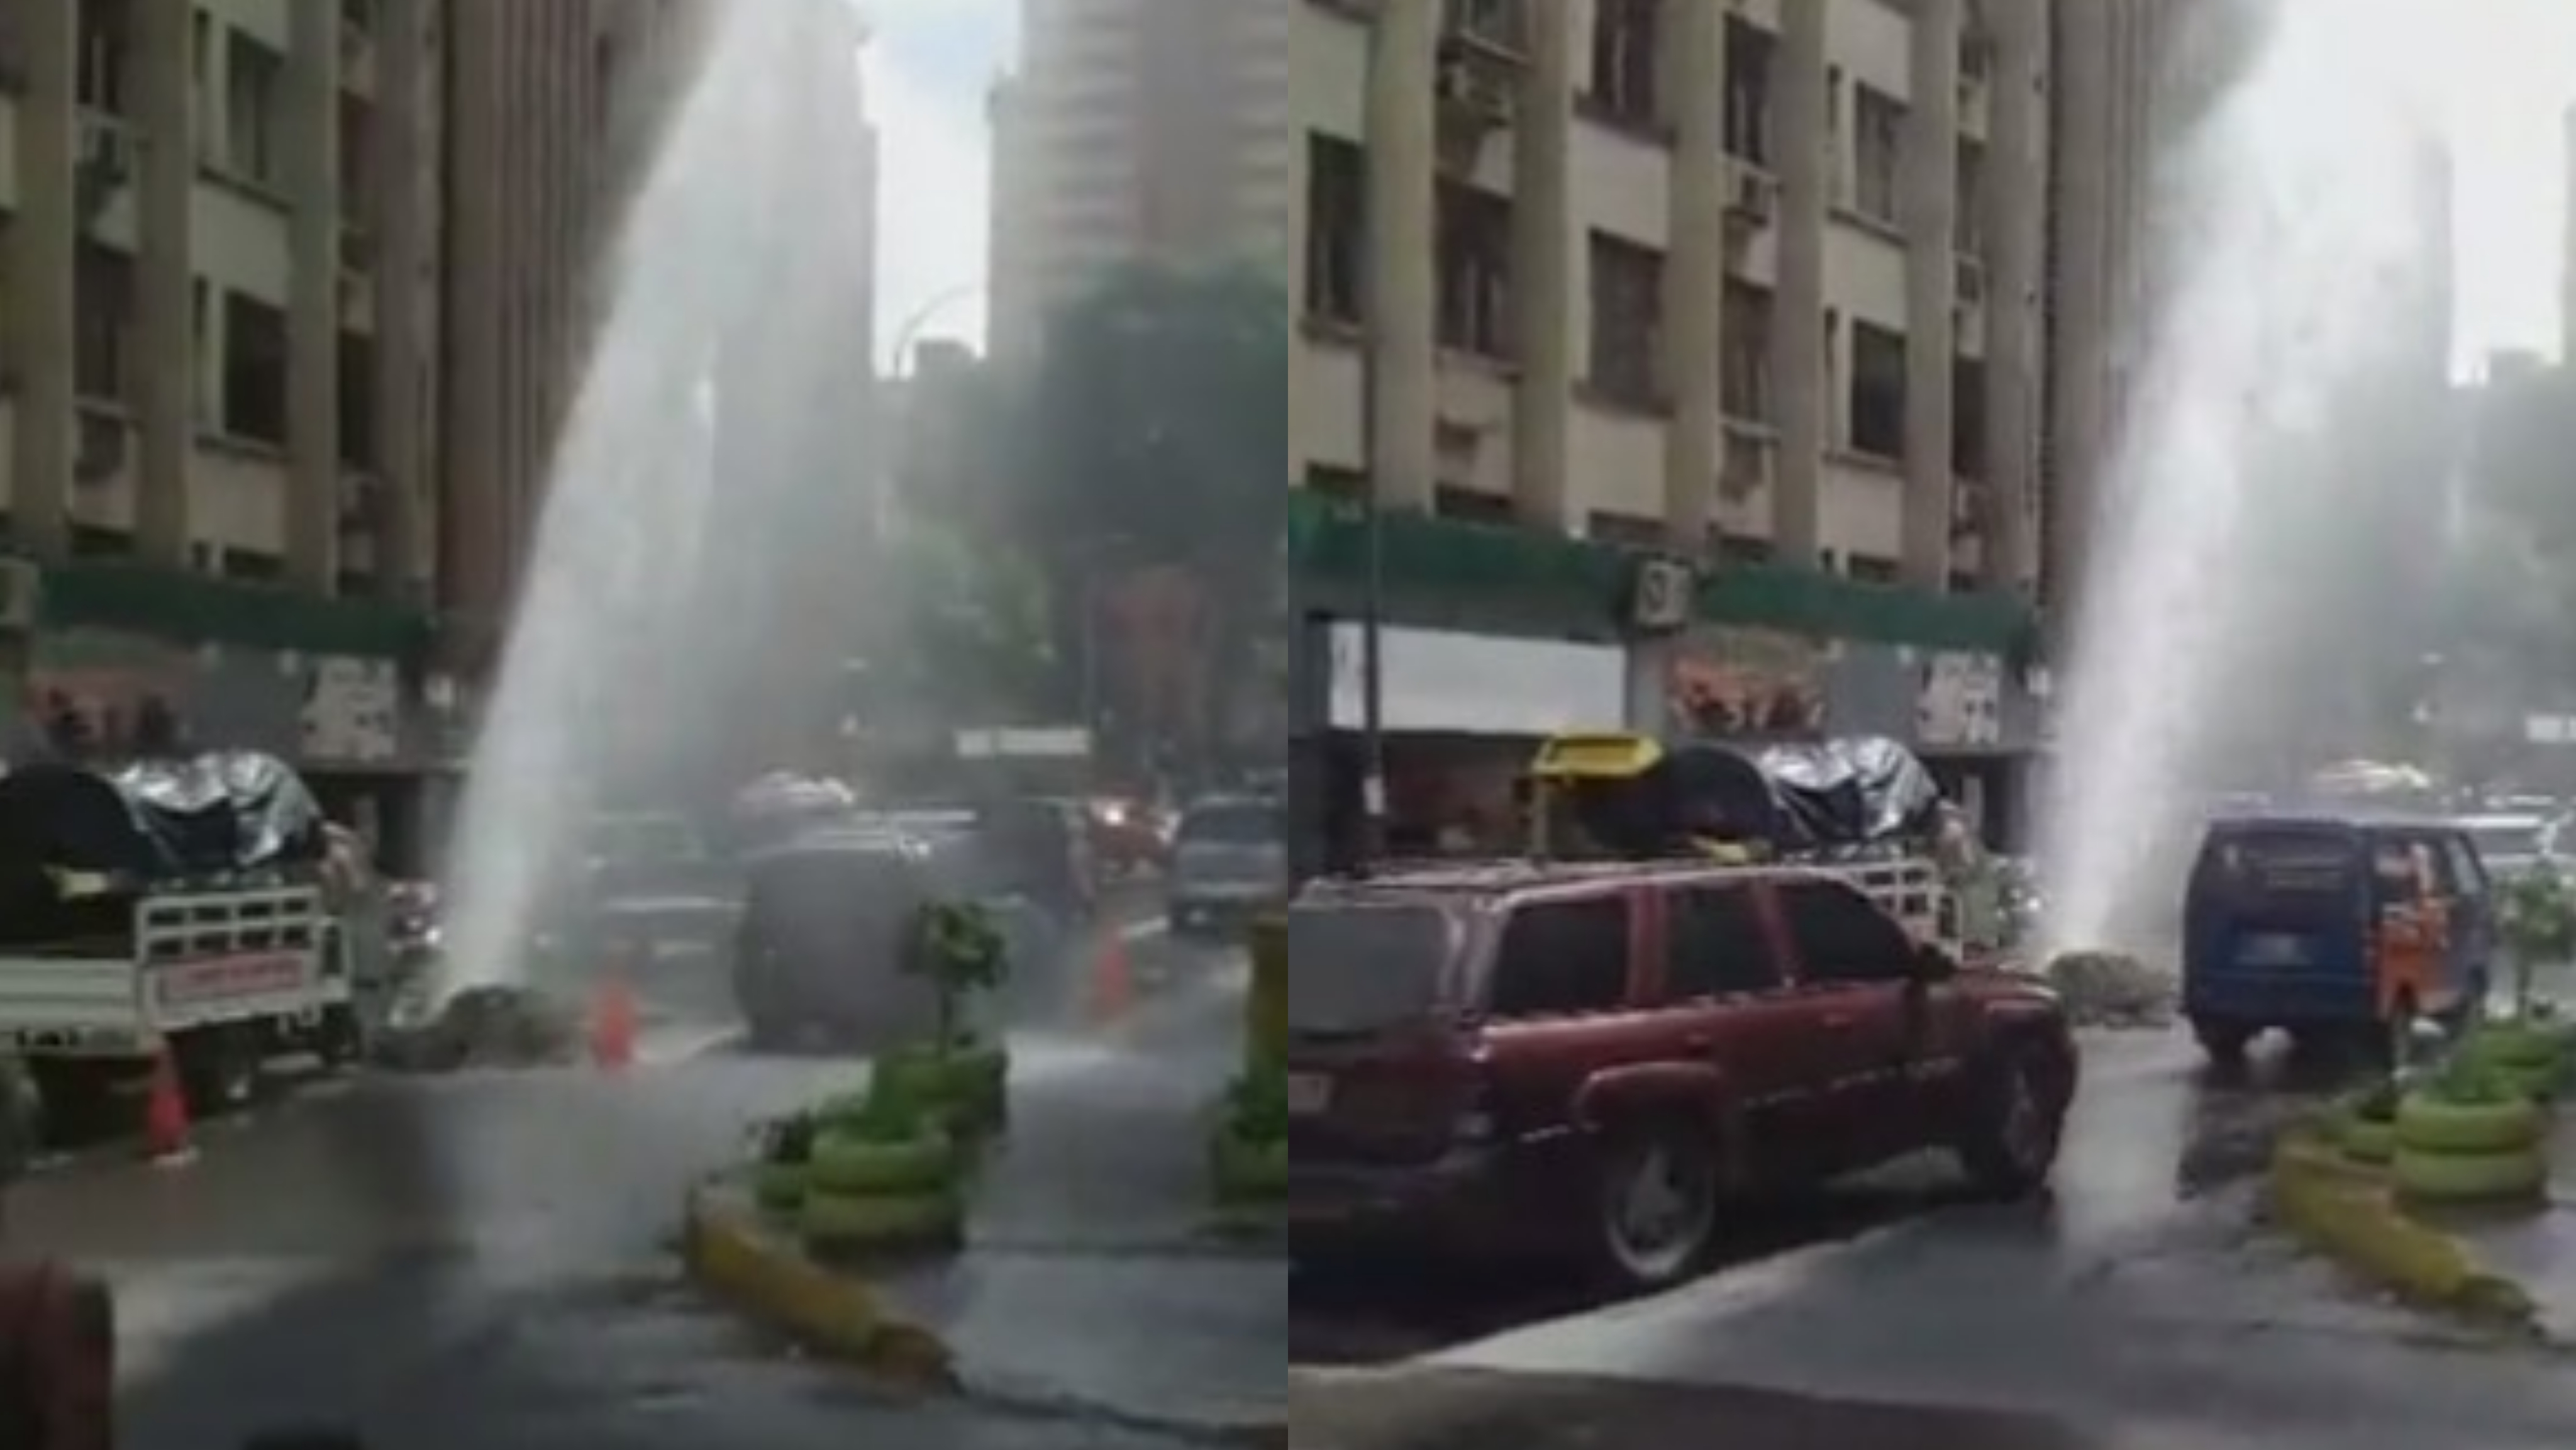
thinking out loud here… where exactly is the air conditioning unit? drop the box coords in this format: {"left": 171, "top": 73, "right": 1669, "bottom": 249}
{"left": 1627, "top": 554, "right": 1697, "bottom": 634}
{"left": 1725, "top": 164, "right": 1776, "bottom": 224}
{"left": 1435, "top": 51, "right": 1513, "bottom": 128}
{"left": 0, "top": 558, "right": 43, "bottom": 632}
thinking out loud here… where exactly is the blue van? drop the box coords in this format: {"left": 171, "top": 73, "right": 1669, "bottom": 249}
{"left": 2182, "top": 813, "right": 2493, "bottom": 1061}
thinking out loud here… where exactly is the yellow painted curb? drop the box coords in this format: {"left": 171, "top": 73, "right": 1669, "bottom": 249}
{"left": 682, "top": 1178, "right": 960, "bottom": 1390}
{"left": 2267, "top": 1131, "right": 2538, "bottom": 1328}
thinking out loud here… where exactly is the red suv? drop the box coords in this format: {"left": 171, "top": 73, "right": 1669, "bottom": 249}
{"left": 1285, "top": 860, "right": 2078, "bottom": 1292}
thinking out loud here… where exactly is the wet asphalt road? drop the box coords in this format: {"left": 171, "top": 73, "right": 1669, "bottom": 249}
{"left": 1291, "top": 1030, "right": 2576, "bottom": 1449}
{"left": 9, "top": 898, "right": 1278, "bottom": 1449}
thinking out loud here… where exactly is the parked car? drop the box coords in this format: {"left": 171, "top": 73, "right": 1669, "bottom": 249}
{"left": 1284, "top": 859, "right": 2079, "bottom": 1292}
{"left": 1165, "top": 795, "right": 1287, "bottom": 937}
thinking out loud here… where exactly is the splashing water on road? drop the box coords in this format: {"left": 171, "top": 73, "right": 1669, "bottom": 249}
{"left": 2038, "top": 0, "right": 2455, "bottom": 956}
{"left": 440, "top": 6, "right": 875, "bottom": 992}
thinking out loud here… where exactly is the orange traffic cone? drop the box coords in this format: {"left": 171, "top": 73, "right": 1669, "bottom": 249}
{"left": 590, "top": 970, "right": 638, "bottom": 1071}
{"left": 1086, "top": 930, "right": 1134, "bottom": 1025}
{"left": 143, "top": 1046, "right": 193, "bottom": 1164}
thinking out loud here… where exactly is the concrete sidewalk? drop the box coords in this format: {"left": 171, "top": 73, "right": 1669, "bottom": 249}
{"left": 880, "top": 948, "right": 1285, "bottom": 1436}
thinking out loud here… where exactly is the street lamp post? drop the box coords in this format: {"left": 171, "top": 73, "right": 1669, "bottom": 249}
{"left": 1357, "top": 3, "right": 1391, "bottom": 864}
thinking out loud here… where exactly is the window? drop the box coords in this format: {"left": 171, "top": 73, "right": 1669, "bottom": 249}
{"left": 2444, "top": 837, "right": 2490, "bottom": 898}
{"left": 1722, "top": 16, "right": 1772, "bottom": 164}
{"left": 1777, "top": 880, "right": 1914, "bottom": 984}
{"left": 340, "top": 332, "right": 377, "bottom": 471}
{"left": 340, "top": 94, "right": 374, "bottom": 215}
{"left": 1589, "top": 0, "right": 1658, "bottom": 127}
{"left": 1436, "top": 180, "right": 1511, "bottom": 357}
{"left": 1848, "top": 321, "right": 1906, "bottom": 459}
{"left": 226, "top": 34, "right": 285, "bottom": 188}
{"left": 1666, "top": 884, "right": 1779, "bottom": 999}
{"left": 1587, "top": 231, "right": 1662, "bottom": 407}
{"left": 1956, "top": 139, "right": 1987, "bottom": 252}
{"left": 72, "top": 244, "right": 133, "bottom": 402}
{"left": 1304, "top": 134, "right": 1363, "bottom": 325}
{"left": 1433, "top": 485, "right": 1512, "bottom": 523}
{"left": 75, "top": 0, "right": 128, "bottom": 113}
{"left": 1717, "top": 532, "right": 1774, "bottom": 564}
{"left": 1487, "top": 896, "right": 1631, "bottom": 1018}
{"left": 1853, "top": 84, "right": 1904, "bottom": 222}
{"left": 1721, "top": 279, "right": 1772, "bottom": 422}
{"left": 1953, "top": 356, "right": 1986, "bottom": 479}
{"left": 1443, "top": 0, "right": 1525, "bottom": 52}
{"left": 1289, "top": 903, "right": 1458, "bottom": 1034}
{"left": 221, "top": 291, "right": 288, "bottom": 446}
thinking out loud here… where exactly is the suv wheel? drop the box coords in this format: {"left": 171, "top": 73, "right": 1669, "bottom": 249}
{"left": 1958, "top": 1049, "right": 2061, "bottom": 1198}
{"left": 1589, "top": 1121, "right": 1719, "bottom": 1293}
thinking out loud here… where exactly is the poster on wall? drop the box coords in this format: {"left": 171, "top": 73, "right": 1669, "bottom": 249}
{"left": 1667, "top": 627, "right": 1832, "bottom": 738}
{"left": 301, "top": 657, "right": 401, "bottom": 766}
{"left": 1916, "top": 651, "right": 2004, "bottom": 749}
{"left": 20, "top": 632, "right": 194, "bottom": 761}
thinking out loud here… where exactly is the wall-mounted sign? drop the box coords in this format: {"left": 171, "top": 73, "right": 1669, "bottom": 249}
{"left": 300, "top": 656, "right": 401, "bottom": 765}
{"left": 1327, "top": 623, "right": 1626, "bottom": 737}
{"left": 1667, "top": 627, "right": 1831, "bottom": 737}
{"left": 1916, "top": 651, "right": 2004, "bottom": 749}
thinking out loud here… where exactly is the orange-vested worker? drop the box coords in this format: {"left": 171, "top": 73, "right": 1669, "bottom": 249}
{"left": 2372, "top": 847, "right": 2448, "bottom": 1020}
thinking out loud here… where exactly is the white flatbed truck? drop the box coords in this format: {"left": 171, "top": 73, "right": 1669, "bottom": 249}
{"left": 0, "top": 876, "right": 364, "bottom": 1124}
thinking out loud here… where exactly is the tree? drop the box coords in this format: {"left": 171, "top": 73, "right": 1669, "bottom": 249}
{"left": 875, "top": 521, "right": 1058, "bottom": 718}
{"left": 1008, "top": 262, "right": 1289, "bottom": 770}
{"left": 1016, "top": 262, "right": 1287, "bottom": 567}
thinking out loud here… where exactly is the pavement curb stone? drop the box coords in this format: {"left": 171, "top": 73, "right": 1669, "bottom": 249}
{"left": 680, "top": 1176, "right": 961, "bottom": 1390}
{"left": 2267, "top": 1129, "right": 2542, "bottom": 1334}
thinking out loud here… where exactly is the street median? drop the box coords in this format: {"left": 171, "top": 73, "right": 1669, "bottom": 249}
{"left": 681, "top": 1176, "right": 959, "bottom": 1389}
{"left": 2267, "top": 1128, "right": 2540, "bottom": 1331}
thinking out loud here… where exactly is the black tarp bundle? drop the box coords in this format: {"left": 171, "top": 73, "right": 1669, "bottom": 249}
{"left": 1638, "top": 735, "right": 1943, "bottom": 853}
{"left": 0, "top": 751, "right": 328, "bottom": 884}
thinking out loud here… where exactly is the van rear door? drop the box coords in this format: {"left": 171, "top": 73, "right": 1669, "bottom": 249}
{"left": 2185, "top": 824, "right": 2371, "bottom": 1025}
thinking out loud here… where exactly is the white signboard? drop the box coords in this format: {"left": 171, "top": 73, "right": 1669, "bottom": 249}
{"left": 1327, "top": 623, "right": 1628, "bottom": 737}
{"left": 1916, "top": 651, "right": 2004, "bottom": 749}
{"left": 300, "top": 656, "right": 401, "bottom": 764}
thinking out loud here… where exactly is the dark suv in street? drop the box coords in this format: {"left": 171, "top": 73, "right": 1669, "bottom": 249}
{"left": 1285, "top": 859, "right": 2079, "bottom": 1292}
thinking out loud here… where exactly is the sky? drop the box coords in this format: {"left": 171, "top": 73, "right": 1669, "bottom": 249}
{"left": 2438, "top": 0, "right": 2576, "bottom": 372}
{"left": 859, "top": 0, "right": 1016, "bottom": 367}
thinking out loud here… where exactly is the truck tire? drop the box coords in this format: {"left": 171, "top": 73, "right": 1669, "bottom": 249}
{"left": 1957, "top": 1047, "right": 2063, "bottom": 1198}
{"left": 2192, "top": 1018, "right": 2254, "bottom": 1065}
{"left": 27, "top": 1059, "right": 121, "bottom": 1147}
{"left": 1585, "top": 1117, "right": 1719, "bottom": 1294}
{"left": 177, "top": 1027, "right": 259, "bottom": 1114}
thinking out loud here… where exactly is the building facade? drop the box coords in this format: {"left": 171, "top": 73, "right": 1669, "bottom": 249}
{"left": 989, "top": 0, "right": 1292, "bottom": 359}
{"left": 1, "top": 0, "right": 438, "bottom": 594}
{"left": 439, "top": 0, "right": 711, "bottom": 647}
{"left": 1290, "top": 0, "right": 2050, "bottom": 593}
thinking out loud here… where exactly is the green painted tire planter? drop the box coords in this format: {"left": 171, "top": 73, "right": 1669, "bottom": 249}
{"left": 2466, "top": 1026, "right": 2562, "bottom": 1072}
{"left": 877, "top": 1044, "right": 1009, "bottom": 1132}
{"left": 1210, "top": 1125, "right": 1287, "bottom": 1202}
{"left": 2394, "top": 1095, "right": 2544, "bottom": 1155}
{"left": 753, "top": 1159, "right": 809, "bottom": 1213}
{"left": 2392, "top": 1146, "right": 2548, "bottom": 1205}
{"left": 2338, "top": 1113, "right": 2396, "bottom": 1164}
{"left": 799, "top": 1186, "right": 967, "bottom": 1253}
{"left": 808, "top": 1127, "right": 957, "bottom": 1196}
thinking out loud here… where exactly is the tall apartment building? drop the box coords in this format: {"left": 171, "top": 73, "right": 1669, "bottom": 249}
{"left": 438, "top": 0, "right": 710, "bottom": 646}
{"left": 1290, "top": 0, "right": 2051, "bottom": 591}
{"left": 989, "top": 0, "right": 1292, "bottom": 359}
{"left": 0, "top": 0, "right": 439, "bottom": 595}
